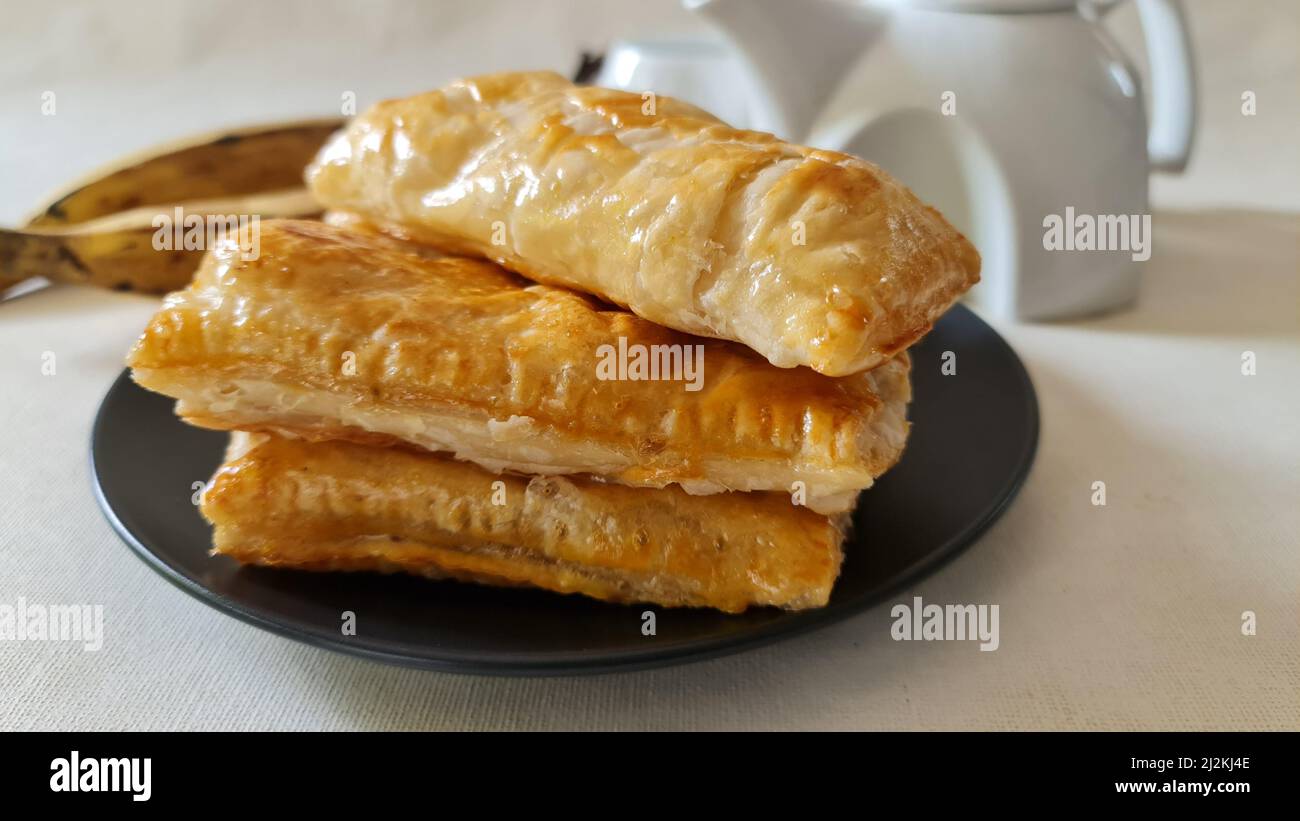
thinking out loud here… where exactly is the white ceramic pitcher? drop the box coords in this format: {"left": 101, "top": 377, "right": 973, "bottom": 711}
{"left": 597, "top": 0, "right": 1197, "bottom": 319}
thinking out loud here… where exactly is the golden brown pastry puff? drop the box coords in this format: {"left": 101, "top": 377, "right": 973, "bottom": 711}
{"left": 307, "top": 70, "right": 980, "bottom": 376}
{"left": 128, "top": 220, "right": 911, "bottom": 514}
{"left": 203, "top": 433, "right": 847, "bottom": 613}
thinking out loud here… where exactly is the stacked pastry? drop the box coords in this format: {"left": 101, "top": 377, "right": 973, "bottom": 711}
{"left": 127, "top": 72, "right": 979, "bottom": 613}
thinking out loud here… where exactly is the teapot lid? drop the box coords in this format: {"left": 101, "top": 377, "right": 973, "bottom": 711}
{"left": 881, "top": 0, "right": 1080, "bottom": 11}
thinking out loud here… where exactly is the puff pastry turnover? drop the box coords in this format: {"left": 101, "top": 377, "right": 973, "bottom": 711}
{"left": 307, "top": 70, "right": 980, "bottom": 376}
{"left": 128, "top": 220, "right": 910, "bottom": 513}
{"left": 203, "top": 433, "right": 846, "bottom": 612}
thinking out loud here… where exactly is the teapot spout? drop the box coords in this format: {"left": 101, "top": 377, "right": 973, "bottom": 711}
{"left": 684, "top": 0, "right": 885, "bottom": 139}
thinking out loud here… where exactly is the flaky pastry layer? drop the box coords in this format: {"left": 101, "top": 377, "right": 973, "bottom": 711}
{"left": 128, "top": 220, "right": 911, "bottom": 511}
{"left": 202, "top": 433, "right": 847, "bottom": 612}
{"left": 308, "top": 71, "right": 979, "bottom": 375}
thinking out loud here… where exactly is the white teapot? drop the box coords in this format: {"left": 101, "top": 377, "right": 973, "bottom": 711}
{"left": 597, "top": 0, "right": 1197, "bottom": 319}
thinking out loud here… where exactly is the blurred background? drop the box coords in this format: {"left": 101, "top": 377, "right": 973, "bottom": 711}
{"left": 2, "top": 0, "right": 1296, "bottom": 225}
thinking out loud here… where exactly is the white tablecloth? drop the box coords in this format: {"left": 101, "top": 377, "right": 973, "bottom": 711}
{"left": 2, "top": 0, "right": 1296, "bottom": 730}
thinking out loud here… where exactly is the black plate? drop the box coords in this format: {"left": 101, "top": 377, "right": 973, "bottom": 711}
{"left": 92, "top": 304, "right": 1037, "bottom": 675}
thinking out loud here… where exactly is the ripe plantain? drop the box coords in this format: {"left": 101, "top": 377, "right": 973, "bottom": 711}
{"left": 3, "top": 118, "right": 343, "bottom": 295}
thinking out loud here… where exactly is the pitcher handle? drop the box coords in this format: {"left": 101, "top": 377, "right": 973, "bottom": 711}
{"left": 1132, "top": 0, "right": 1198, "bottom": 172}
